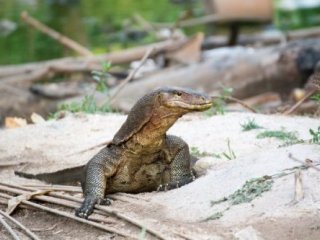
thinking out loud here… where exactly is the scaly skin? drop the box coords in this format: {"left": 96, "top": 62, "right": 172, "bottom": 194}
{"left": 14, "top": 87, "right": 212, "bottom": 218}
{"left": 76, "top": 87, "right": 212, "bottom": 218}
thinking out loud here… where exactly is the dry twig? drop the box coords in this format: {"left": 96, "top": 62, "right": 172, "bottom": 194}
{"left": 288, "top": 153, "right": 320, "bottom": 172}
{"left": 0, "top": 215, "right": 21, "bottom": 240}
{"left": 283, "top": 90, "right": 317, "bottom": 115}
{"left": 211, "top": 96, "right": 257, "bottom": 113}
{"left": 0, "top": 182, "right": 169, "bottom": 240}
{"left": 109, "top": 47, "right": 155, "bottom": 104}
{"left": 0, "top": 209, "right": 41, "bottom": 240}
{"left": 21, "top": 11, "right": 93, "bottom": 57}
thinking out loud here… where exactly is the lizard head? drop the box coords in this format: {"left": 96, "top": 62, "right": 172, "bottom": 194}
{"left": 158, "top": 87, "right": 212, "bottom": 111}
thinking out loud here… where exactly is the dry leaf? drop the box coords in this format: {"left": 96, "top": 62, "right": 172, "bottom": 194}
{"left": 7, "top": 189, "right": 50, "bottom": 215}
{"left": 5, "top": 117, "right": 27, "bottom": 129}
{"left": 31, "top": 112, "right": 45, "bottom": 124}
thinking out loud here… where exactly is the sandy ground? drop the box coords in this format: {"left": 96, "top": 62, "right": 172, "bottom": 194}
{"left": 0, "top": 112, "right": 319, "bottom": 239}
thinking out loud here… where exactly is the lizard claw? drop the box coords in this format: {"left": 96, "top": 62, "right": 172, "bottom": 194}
{"left": 98, "top": 197, "right": 112, "bottom": 206}
{"left": 157, "top": 181, "right": 179, "bottom": 191}
{"left": 157, "top": 174, "right": 195, "bottom": 191}
{"left": 76, "top": 196, "right": 112, "bottom": 219}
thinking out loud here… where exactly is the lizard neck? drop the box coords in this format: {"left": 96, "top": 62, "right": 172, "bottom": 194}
{"left": 124, "top": 110, "right": 183, "bottom": 153}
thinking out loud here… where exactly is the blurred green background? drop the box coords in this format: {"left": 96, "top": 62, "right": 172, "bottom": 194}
{"left": 0, "top": 0, "right": 200, "bottom": 65}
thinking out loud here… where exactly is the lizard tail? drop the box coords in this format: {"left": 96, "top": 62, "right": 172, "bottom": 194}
{"left": 14, "top": 165, "right": 85, "bottom": 185}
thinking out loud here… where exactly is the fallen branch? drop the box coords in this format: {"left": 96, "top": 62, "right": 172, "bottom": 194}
{"left": 0, "top": 161, "right": 28, "bottom": 168}
{"left": 0, "top": 182, "right": 169, "bottom": 240}
{"left": 0, "top": 209, "right": 41, "bottom": 240}
{"left": 109, "top": 47, "right": 155, "bottom": 104}
{"left": 151, "top": 14, "right": 269, "bottom": 29}
{"left": 288, "top": 154, "right": 320, "bottom": 172}
{"left": 0, "top": 186, "right": 137, "bottom": 239}
{"left": 283, "top": 89, "right": 317, "bottom": 115}
{"left": 203, "top": 26, "right": 320, "bottom": 49}
{"left": 21, "top": 200, "right": 136, "bottom": 239}
{"left": 0, "top": 38, "right": 186, "bottom": 81}
{"left": 22, "top": 184, "right": 82, "bottom": 193}
{"left": 0, "top": 215, "right": 21, "bottom": 240}
{"left": 21, "top": 11, "right": 93, "bottom": 57}
{"left": 212, "top": 96, "right": 257, "bottom": 113}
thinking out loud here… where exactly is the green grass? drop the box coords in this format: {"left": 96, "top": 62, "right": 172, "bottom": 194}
{"left": 190, "top": 147, "right": 219, "bottom": 158}
{"left": 309, "top": 127, "right": 320, "bottom": 143}
{"left": 221, "top": 138, "right": 236, "bottom": 160}
{"left": 311, "top": 93, "right": 320, "bottom": 102}
{"left": 205, "top": 87, "right": 233, "bottom": 116}
{"left": 228, "top": 176, "right": 274, "bottom": 205}
{"left": 48, "top": 62, "right": 114, "bottom": 119}
{"left": 256, "top": 129, "right": 298, "bottom": 142}
{"left": 241, "top": 118, "right": 263, "bottom": 131}
{"left": 191, "top": 139, "right": 236, "bottom": 160}
{"left": 210, "top": 176, "right": 274, "bottom": 206}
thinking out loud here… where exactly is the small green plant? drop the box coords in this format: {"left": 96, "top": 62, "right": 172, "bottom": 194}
{"left": 221, "top": 138, "right": 236, "bottom": 160}
{"left": 256, "top": 129, "right": 298, "bottom": 142}
{"left": 205, "top": 87, "right": 233, "bottom": 116}
{"left": 228, "top": 176, "right": 273, "bottom": 205}
{"left": 311, "top": 93, "right": 320, "bottom": 102}
{"left": 191, "top": 140, "right": 236, "bottom": 160}
{"left": 49, "top": 62, "right": 114, "bottom": 119}
{"left": 210, "top": 176, "right": 273, "bottom": 207}
{"left": 190, "top": 147, "right": 220, "bottom": 158}
{"left": 241, "top": 118, "right": 263, "bottom": 131}
{"left": 138, "top": 226, "right": 146, "bottom": 240}
{"left": 92, "top": 61, "right": 112, "bottom": 93}
{"left": 309, "top": 127, "right": 320, "bottom": 143}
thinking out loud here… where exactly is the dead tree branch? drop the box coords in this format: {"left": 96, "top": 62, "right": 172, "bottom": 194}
{"left": 0, "top": 209, "right": 41, "bottom": 240}
{"left": 21, "top": 11, "right": 93, "bottom": 57}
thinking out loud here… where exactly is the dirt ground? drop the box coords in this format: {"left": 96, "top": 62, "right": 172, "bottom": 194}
{"left": 0, "top": 112, "right": 319, "bottom": 239}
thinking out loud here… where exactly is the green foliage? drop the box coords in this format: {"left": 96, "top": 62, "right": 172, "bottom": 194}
{"left": 139, "top": 226, "right": 146, "bottom": 240}
{"left": 0, "top": 0, "right": 187, "bottom": 64}
{"left": 57, "top": 95, "right": 113, "bottom": 114}
{"left": 256, "top": 129, "right": 298, "bottom": 142}
{"left": 191, "top": 139, "right": 236, "bottom": 160}
{"left": 241, "top": 118, "right": 263, "bottom": 131}
{"left": 205, "top": 87, "right": 233, "bottom": 116}
{"left": 211, "top": 176, "right": 273, "bottom": 207}
{"left": 311, "top": 93, "right": 320, "bottom": 102}
{"left": 49, "top": 62, "right": 114, "bottom": 119}
{"left": 208, "top": 176, "right": 273, "bottom": 221}
{"left": 309, "top": 127, "right": 320, "bottom": 143}
{"left": 228, "top": 176, "right": 273, "bottom": 205}
{"left": 221, "top": 138, "right": 236, "bottom": 160}
{"left": 92, "top": 61, "right": 112, "bottom": 92}
{"left": 190, "top": 147, "right": 219, "bottom": 158}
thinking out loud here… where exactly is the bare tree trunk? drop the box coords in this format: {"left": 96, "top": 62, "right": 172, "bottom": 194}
{"left": 109, "top": 39, "right": 320, "bottom": 111}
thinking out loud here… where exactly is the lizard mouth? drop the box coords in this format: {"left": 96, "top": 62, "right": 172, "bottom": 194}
{"left": 167, "top": 100, "right": 212, "bottom": 111}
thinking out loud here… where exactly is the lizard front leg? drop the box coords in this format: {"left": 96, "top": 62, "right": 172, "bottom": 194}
{"left": 158, "top": 135, "right": 194, "bottom": 191}
{"left": 76, "top": 147, "right": 118, "bottom": 219}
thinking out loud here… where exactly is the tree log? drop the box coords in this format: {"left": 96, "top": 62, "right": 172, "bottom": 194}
{"left": 0, "top": 38, "right": 187, "bottom": 82}
{"left": 202, "top": 26, "right": 320, "bottom": 49}
{"left": 109, "top": 38, "right": 320, "bottom": 111}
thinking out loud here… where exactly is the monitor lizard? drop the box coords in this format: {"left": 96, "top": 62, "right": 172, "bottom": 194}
{"left": 16, "top": 87, "right": 212, "bottom": 218}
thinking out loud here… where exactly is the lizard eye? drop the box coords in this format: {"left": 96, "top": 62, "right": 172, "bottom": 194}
{"left": 175, "top": 91, "right": 182, "bottom": 96}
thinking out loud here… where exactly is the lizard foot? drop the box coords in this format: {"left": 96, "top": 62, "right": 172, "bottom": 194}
{"left": 76, "top": 196, "right": 96, "bottom": 219}
{"left": 76, "top": 196, "right": 112, "bottom": 219}
{"left": 98, "top": 197, "right": 112, "bottom": 206}
{"left": 157, "top": 175, "right": 195, "bottom": 191}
